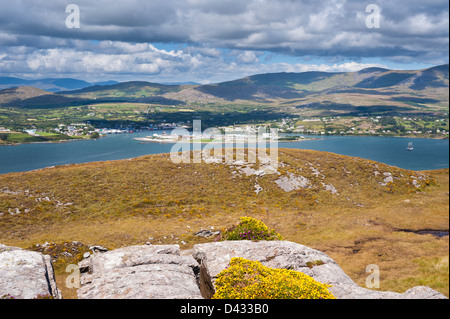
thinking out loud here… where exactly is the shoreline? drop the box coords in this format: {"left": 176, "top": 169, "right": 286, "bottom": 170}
{"left": 1, "top": 132, "right": 447, "bottom": 147}
{"left": 0, "top": 138, "right": 86, "bottom": 147}
{"left": 132, "top": 135, "right": 449, "bottom": 145}
{"left": 134, "top": 137, "right": 319, "bottom": 144}
{"left": 1, "top": 146, "right": 448, "bottom": 176}
{"left": 1, "top": 137, "right": 448, "bottom": 175}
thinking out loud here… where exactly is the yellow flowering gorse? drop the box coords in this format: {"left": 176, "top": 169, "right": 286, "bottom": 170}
{"left": 213, "top": 258, "right": 336, "bottom": 299}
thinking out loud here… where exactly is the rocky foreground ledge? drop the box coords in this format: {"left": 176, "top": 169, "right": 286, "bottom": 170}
{"left": 1, "top": 241, "right": 447, "bottom": 299}
{"left": 0, "top": 244, "right": 61, "bottom": 299}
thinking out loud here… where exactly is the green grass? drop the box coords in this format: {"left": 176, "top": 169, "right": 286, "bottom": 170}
{"left": 382, "top": 256, "right": 449, "bottom": 294}
{"left": 0, "top": 132, "right": 75, "bottom": 144}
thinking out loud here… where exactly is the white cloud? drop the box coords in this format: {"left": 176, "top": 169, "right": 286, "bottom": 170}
{"left": 234, "top": 50, "right": 262, "bottom": 64}
{"left": 0, "top": 38, "right": 391, "bottom": 83}
{"left": 0, "top": 0, "right": 447, "bottom": 81}
{"left": 258, "top": 62, "right": 388, "bottom": 74}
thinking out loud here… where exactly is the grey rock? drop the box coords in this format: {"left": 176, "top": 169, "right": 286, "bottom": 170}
{"left": 402, "top": 286, "right": 448, "bottom": 299}
{"left": 322, "top": 182, "right": 339, "bottom": 195}
{"left": 1, "top": 241, "right": 446, "bottom": 300}
{"left": 275, "top": 173, "right": 311, "bottom": 192}
{"left": 192, "top": 241, "right": 447, "bottom": 299}
{"left": 195, "top": 230, "right": 221, "bottom": 238}
{"left": 380, "top": 172, "right": 394, "bottom": 186}
{"left": 89, "top": 245, "right": 108, "bottom": 253}
{"left": 77, "top": 245, "right": 202, "bottom": 299}
{"left": 0, "top": 244, "right": 61, "bottom": 299}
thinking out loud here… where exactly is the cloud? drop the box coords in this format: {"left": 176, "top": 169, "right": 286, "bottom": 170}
{"left": 22, "top": 42, "right": 190, "bottom": 75}
{"left": 0, "top": 0, "right": 448, "bottom": 81}
{"left": 1, "top": 0, "right": 447, "bottom": 55}
{"left": 233, "top": 50, "right": 263, "bottom": 64}
{"left": 0, "top": 38, "right": 391, "bottom": 83}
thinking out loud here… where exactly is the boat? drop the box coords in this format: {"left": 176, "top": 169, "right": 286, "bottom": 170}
{"left": 407, "top": 142, "right": 414, "bottom": 151}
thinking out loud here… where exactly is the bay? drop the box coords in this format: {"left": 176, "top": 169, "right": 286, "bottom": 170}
{"left": 280, "top": 136, "right": 449, "bottom": 171}
{"left": 0, "top": 131, "right": 448, "bottom": 175}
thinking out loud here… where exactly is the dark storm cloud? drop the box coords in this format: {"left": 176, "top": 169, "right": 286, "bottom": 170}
{"left": 0, "top": 0, "right": 448, "bottom": 56}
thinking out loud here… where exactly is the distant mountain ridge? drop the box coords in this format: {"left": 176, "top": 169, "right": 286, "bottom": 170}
{"left": 0, "top": 77, "right": 119, "bottom": 92}
{"left": 188, "top": 64, "right": 449, "bottom": 102}
{"left": 208, "top": 64, "right": 449, "bottom": 91}
{"left": 0, "top": 64, "right": 448, "bottom": 114}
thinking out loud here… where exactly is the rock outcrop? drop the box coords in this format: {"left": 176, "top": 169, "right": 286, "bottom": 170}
{"left": 1, "top": 241, "right": 447, "bottom": 299}
{"left": 192, "top": 241, "right": 447, "bottom": 299}
{"left": 0, "top": 244, "right": 61, "bottom": 299}
{"left": 77, "top": 245, "right": 202, "bottom": 299}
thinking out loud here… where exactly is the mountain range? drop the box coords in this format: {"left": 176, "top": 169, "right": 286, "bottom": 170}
{"left": 0, "top": 64, "right": 448, "bottom": 116}
{"left": 0, "top": 77, "right": 119, "bottom": 92}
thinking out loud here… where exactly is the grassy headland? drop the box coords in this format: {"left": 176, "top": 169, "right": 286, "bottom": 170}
{"left": 0, "top": 131, "right": 78, "bottom": 145}
{"left": 0, "top": 148, "right": 448, "bottom": 298}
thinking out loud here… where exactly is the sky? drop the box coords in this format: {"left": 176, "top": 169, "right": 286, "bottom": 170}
{"left": 0, "top": 0, "right": 448, "bottom": 84}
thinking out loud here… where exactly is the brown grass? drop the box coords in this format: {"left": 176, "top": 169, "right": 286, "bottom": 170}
{"left": 0, "top": 149, "right": 448, "bottom": 298}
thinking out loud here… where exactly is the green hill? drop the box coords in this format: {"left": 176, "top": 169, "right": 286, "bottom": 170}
{"left": 0, "top": 65, "right": 448, "bottom": 126}
{"left": 191, "top": 65, "right": 449, "bottom": 100}
{"left": 0, "top": 77, "right": 92, "bottom": 92}
{"left": 0, "top": 86, "right": 51, "bottom": 104}
{"left": 59, "top": 81, "right": 183, "bottom": 99}
{"left": 66, "top": 64, "right": 449, "bottom": 116}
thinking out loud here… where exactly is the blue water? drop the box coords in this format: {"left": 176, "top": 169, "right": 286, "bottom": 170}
{"left": 0, "top": 131, "right": 448, "bottom": 174}
{"left": 280, "top": 136, "right": 449, "bottom": 171}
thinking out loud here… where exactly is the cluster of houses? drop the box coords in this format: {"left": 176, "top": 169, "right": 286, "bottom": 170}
{"left": 269, "top": 116, "right": 449, "bottom": 137}
{"left": 54, "top": 123, "right": 95, "bottom": 137}
{"left": 17, "top": 124, "right": 98, "bottom": 137}
{"left": 1, "top": 115, "right": 448, "bottom": 140}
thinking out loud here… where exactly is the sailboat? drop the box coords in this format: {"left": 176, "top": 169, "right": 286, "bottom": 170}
{"left": 407, "top": 142, "right": 414, "bottom": 151}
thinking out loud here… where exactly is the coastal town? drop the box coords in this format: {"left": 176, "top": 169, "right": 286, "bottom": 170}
{"left": 0, "top": 114, "right": 448, "bottom": 145}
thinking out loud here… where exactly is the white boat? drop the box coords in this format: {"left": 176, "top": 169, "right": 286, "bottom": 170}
{"left": 407, "top": 142, "right": 414, "bottom": 151}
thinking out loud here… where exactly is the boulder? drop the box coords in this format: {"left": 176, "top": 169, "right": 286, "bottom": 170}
{"left": 77, "top": 245, "right": 202, "bottom": 299}
{"left": 195, "top": 230, "right": 221, "bottom": 238}
{"left": 192, "top": 241, "right": 447, "bottom": 299}
{"left": 1, "top": 241, "right": 447, "bottom": 299}
{"left": 0, "top": 244, "right": 61, "bottom": 299}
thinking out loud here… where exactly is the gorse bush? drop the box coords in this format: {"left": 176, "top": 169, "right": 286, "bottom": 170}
{"left": 213, "top": 258, "right": 335, "bottom": 299}
{"left": 219, "top": 217, "right": 283, "bottom": 241}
